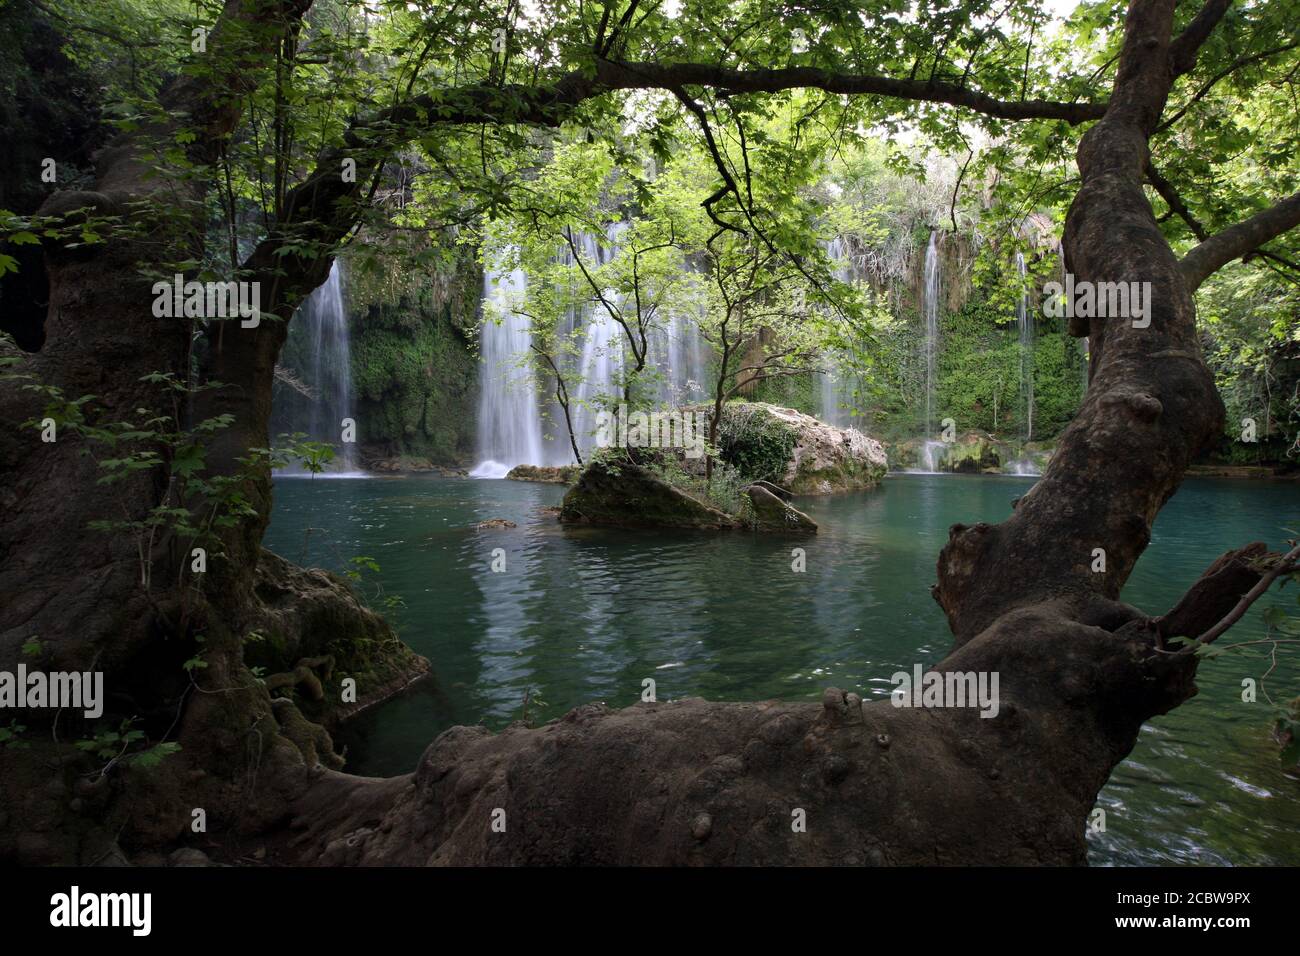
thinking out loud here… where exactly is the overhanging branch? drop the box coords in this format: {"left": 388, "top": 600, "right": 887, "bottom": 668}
{"left": 1167, "top": 0, "right": 1233, "bottom": 78}
{"left": 597, "top": 61, "right": 1107, "bottom": 123}
{"left": 1180, "top": 190, "right": 1300, "bottom": 290}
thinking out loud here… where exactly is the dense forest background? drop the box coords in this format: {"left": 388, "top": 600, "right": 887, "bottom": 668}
{"left": 4, "top": 0, "right": 1294, "bottom": 473}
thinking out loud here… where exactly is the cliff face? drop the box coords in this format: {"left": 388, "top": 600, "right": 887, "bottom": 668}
{"left": 349, "top": 244, "right": 482, "bottom": 468}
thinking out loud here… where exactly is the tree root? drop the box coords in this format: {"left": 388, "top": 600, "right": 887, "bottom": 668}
{"left": 271, "top": 698, "right": 344, "bottom": 771}
{"left": 264, "top": 655, "right": 335, "bottom": 702}
{"left": 282, "top": 543, "right": 1276, "bottom": 866}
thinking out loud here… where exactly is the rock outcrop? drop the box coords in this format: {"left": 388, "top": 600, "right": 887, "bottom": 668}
{"left": 716, "top": 402, "right": 888, "bottom": 494}
{"left": 559, "top": 457, "right": 816, "bottom": 533}
{"left": 506, "top": 464, "right": 580, "bottom": 484}
{"left": 247, "top": 549, "right": 430, "bottom": 730}
{"left": 746, "top": 484, "right": 818, "bottom": 532}
{"left": 362, "top": 453, "right": 467, "bottom": 476}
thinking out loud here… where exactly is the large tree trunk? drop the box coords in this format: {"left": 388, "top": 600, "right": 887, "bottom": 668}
{"left": 0, "top": 0, "right": 359, "bottom": 865}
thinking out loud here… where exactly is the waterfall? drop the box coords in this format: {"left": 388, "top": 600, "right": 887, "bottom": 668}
{"left": 562, "top": 226, "right": 624, "bottom": 459}
{"left": 572, "top": 310, "right": 626, "bottom": 457}
{"left": 471, "top": 257, "right": 545, "bottom": 478}
{"left": 818, "top": 237, "right": 854, "bottom": 427}
{"left": 1016, "top": 251, "right": 1034, "bottom": 441}
{"left": 919, "top": 231, "right": 946, "bottom": 471}
{"left": 472, "top": 225, "right": 711, "bottom": 469}
{"left": 565, "top": 223, "right": 708, "bottom": 456}
{"left": 819, "top": 368, "right": 844, "bottom": 427}
{"left": 271, "top": 260, "right": 360, "bottom": 475}
{"left": 923, "top": 231, "right": 941, "bottom": 436}
{"left": 656, "top": 307, "right": 707, "bottom": 405}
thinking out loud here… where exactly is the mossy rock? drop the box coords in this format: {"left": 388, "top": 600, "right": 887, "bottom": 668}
{"left": 560, "top": 457, "right": 816, "bottom": 533}
{"left": 893, "top": 432, "right": 1015, "bottom": 473}
{"left": 560, "top": 459, "right": 742, "bottom": 530}
{"left": 717, "top": 402, "right": 888, "bottom": 494}
{"left": 506, "top": 464, "right": 580, "bottom": 484}
{"left": 947, "top": 431, "right": 1013, "bottom": 473}
{"left": 247, "top": 549, "right": 429, "bottom": 730}
{"left": 348, "top": 243, "right": 482, "bottom": 467}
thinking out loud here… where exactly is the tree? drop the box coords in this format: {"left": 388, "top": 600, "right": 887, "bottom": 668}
{"left": 500, "top": 138, "right": 703, "bottom": 457}
{"left": 696, "top": 235, "right": 827, "bottom": 478}
{"left": 2, "top": 0, "right": 1298, "bottom": 864}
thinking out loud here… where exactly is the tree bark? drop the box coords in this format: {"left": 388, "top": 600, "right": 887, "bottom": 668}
{"left": 0, "top": 0, "right": 334, "bottom": 864}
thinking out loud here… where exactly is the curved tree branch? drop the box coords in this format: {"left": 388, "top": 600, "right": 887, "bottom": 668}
{"left": 1167, "top": 0, "right": 1233, "bottom": 78}
{"left": 1145, "top": 161, "right": 1208, "bottom": 240}
{"left": 1180, "top": 190, "right": 1300, "bottom": 290}
{"left": 596, "top": 60, "right": 1108, "bottom": 123}
{"left": 1190, "top": 544, "right": 1300, "bottom": 648}
{"left": 1158, "top": 40, "right": 1300, "bottom": 133}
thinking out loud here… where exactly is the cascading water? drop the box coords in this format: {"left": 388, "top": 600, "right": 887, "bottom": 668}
{"left": 818, "top": 369, "right": 846, "bottom": 427}
{"left": 564, "top": 224, "right": 708, "bottom": 458}
{"left": 472, "top": 226, "right": 711, "bottom": 468}
{"left": 1016, "top": 251, "right": 1034, "bottom": 442}
{"left": 470, "top": 256, "right": 545, "bottom": 478}
{"left": 919, "top": 231, "right": 946, "bottom": 472}
{"left": 572, "top": 309, "right": 626, "bottom": 457}
{"left": 657, "top": 305, "right": 708, "bottom": 405}
{"left": 271, "top": 260, "right": 360, "bottom": 475}
{"left": 562, "top": 226, "right": 624, "bottom": 460}
{"left": 818, "top": 237, "right": 856, "bottom": 428}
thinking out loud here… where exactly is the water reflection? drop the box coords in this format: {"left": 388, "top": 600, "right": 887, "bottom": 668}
{"left": 265, "top": 473, "right": 1300, "bottom": 865}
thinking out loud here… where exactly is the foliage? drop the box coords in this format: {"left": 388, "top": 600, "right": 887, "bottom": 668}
{"left": 638, "top": 447, "right": 755, "bottom": 520}
{"left": 0, "top": 721, "right": 30, "bottom": 750}
{"left": 0, "top": 362, "right": 267, "bottom": 605}
{"left": 717, "top": 402, "right": 798, "bottom": 484}
{"left": 75, "top": 717, "right": 182, "bottom": 771}
{"left": 344, "top": 556, "right": 405, "bottom": 618}
{"left": 1197, "top": 262, "right": 1300, "bottom": 464}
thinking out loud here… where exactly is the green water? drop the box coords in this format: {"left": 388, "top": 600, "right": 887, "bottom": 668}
{"left": 264, "top": 473, "right": 1300, "bottom": 865}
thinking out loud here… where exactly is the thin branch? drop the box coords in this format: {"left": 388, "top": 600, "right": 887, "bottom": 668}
{"left": 1189, "top": 543, "right": 1300, "bottom": 648}
{"left": 1158, "top": 41, "right": 1300, "bottom": 133}
{"left": 1145, "top": 161, "right": 1209, "bottom": 241}
{"left": 1167, "top": 0, "right": 1233, "bottom": 78}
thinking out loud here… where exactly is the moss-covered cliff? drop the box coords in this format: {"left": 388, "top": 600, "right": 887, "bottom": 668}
{"left": 348, "top": 243, "right": 482, "bottom": 468}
